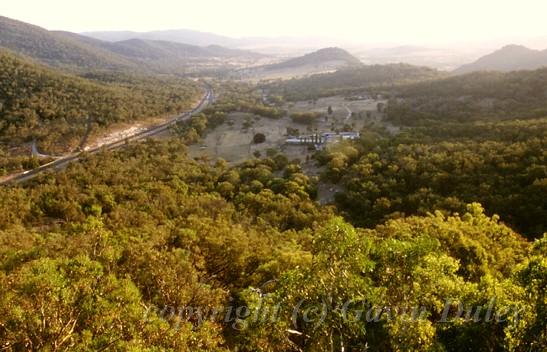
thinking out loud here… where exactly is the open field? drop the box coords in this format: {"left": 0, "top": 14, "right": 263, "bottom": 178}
{"left": 186, "top": 95, "right": 390, "bottom": 205}
{"left": 237, "top": 62, "right": 342, "bottom": 81}
{"left": 187, "top": 95, "right": 390, "bottom": 163}
{"left": 188, "top": 112, "right": 289, "bottom": 163}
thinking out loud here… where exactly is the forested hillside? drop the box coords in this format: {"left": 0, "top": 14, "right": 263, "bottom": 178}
{"left": 386, "top": 68, "right": 547, "bottom": 125}
{"left": 0, "top": 50, "right": 200, "bottom": 156}
{"left": 0, "top": 16, "right": 136, "bottom": 71}
{"left": 267, "top": 64, "right": 443, "bottom": 100}
{"left": 0, "top": 140, "right": 544, "bottom": 351}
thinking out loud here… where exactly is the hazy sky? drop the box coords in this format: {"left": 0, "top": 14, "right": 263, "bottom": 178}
{"left": 3, "top": 0, "right": 547, "bottom": 46}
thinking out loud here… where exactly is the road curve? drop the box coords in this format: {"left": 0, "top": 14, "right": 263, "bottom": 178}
{"left": 1, "top": 84, "right": 214, "bottom": 185}
{"left": 343, "top": 105, "right": 352, "bottom": 122}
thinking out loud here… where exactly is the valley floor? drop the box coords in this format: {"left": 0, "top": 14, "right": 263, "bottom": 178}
{"left": 187, "top": 95, "right": 391, "bottom": 164}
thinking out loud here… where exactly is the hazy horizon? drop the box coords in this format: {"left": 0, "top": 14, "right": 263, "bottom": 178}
{"left": 3, "top": 0, "right": 547, "bottom": 49}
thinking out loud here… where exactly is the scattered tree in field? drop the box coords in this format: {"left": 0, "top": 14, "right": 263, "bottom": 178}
{"left": 253, "top": 133, "right": 266, "bottom": 144}
{"left": 377, "top": 102, "right": 385, "bottom": 112}
{"left": 290, "top": 112, "right": 322, "bottom": 124}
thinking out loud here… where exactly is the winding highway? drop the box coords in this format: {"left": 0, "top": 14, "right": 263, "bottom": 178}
{"left": 0, "top": 85, "right": 214, "bottom": 185}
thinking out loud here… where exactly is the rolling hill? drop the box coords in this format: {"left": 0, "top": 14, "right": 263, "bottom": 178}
{"left": 454, "top": 44, "right": 547, "bottom": 74}
{"left": 240, "top": 47, "right": 362, "bottom": 79}
{"left": 266, "top": 63, "right": 442, "bottom": 100}
{"left": 265, "top": 47, "right": 361, "bottom": 69}
{"left": 387, "top": 67, "right": 547, "bottom": 125}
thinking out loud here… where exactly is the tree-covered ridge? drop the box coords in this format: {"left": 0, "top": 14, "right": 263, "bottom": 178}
{"left": 0, "top": 140, "right": 544, "bottom": 351}
{"left": 0, "top": 50, "right": 201, "bottom": 154}
{"left": 386, "top": 68, "right": 547, "bottom": 125}
{"left": 266, "top": 64, "right": 443, "bottom": 101}
{"left": 0, "top": 15, "right": 136, "bottom": 71}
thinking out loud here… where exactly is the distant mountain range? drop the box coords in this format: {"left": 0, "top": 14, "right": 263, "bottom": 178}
{"left": 82, "top": 29, "right": 239, "bottom": 48}
{"left": 82, "top": 29, "right": 348, "bottom": 54}
{"left": 0, "top": 15, "right": 366, "bottom": 81}
{"left": 454, "top": 45, "right": 547, "bottom": 74}
{"left": 8, "top": 15, "right": 547, "bottom": 78}
{"left": 0, "top": 16, "right": 262, "bottom": 73}
{"left": 57, "top": 31, "right": 261, "bottom": 59}
{"left": 80, "top": 29, "right": 498, "bottom": 69}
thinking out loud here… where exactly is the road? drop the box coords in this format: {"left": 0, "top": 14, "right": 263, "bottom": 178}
{"left": 1, "top": 85, "right": 214, "bottom": 185}
{"left": 31, "top": 140, "right": 55, "bottom": 158}
{"left": 343, "top": 105, "right": 352, "bottom": 122}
